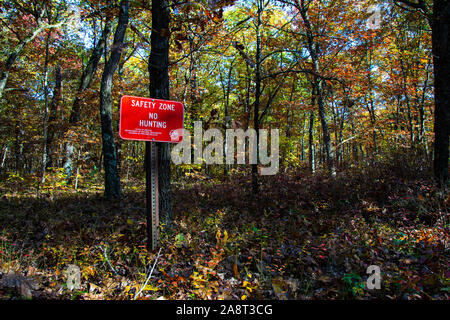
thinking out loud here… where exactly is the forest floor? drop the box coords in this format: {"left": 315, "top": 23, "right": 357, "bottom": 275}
{"left": 0, "top": 160, "right": 449, "bottom": 300}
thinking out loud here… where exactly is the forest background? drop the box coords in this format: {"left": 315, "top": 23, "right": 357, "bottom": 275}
{"left": 0, "top": 0, "right": 448, "bottom": 300}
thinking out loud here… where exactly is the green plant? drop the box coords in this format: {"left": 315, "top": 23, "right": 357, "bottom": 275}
{"left": 343, "top": 273, "right": 365, "bottom": 297}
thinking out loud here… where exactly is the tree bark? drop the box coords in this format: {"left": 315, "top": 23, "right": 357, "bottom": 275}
{"left": 46, "top": 65, "right": 62, "bottom": 168}
{"left": 0, "top": 6, "right": 48, "bottom": 102}
{"left": 71, "top": 20, "right": 114, "bottom": 124}
{"left": 309, "top": 110, "right": 315, "bottom": 173}
{"left": 223, "top": 60, "right": 234, "bottom": 176}
{"left": 41, "top": 32, "right": 51, "bottom": 183}
{"left": 395, "top": 0, "right": 449, "bottom": 186}
{"left": 252, "top": 0, "right": 263, "bottom": 195}
{"left": 309, "top": 85, "right": 316, "bottom": 173}
{"left": 299, "top": 2, "right": 336, "bottom": 176}
{"left": 64, "top": 19, "right": 114, "bottom": 179}
{"left": 367, "top": 49, "right": 378, "bottom": 153}
{"left": 149, "top": 0, "right": 172, "bottom": 223}
{"left": 99, "top": 0, "right": 129, "bottom": 198}
{"left": 431, "top": 0, "right": 450, "bottom": 187}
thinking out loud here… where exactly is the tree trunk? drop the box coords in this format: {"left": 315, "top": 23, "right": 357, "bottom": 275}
{"left": 431, "top": 0, "right": 450, "bottom": 187}
{"left": 309, "top": 87, "right": 316, "bottom": 173}
{"left": 299, "top": 3, "right": 336, "bottom": 176}
{"left": 72, "top": 20, "right": 114, "bottom": 124}
{"left": 46, "top": 65, "right": 62, "bottom": 168}
{"left": 99, "top": 0, "right": 129, "bottom": 199}
{"left": 1, "top": 146, "right": 8, "bottom": 169}
{"left": 41, "top": 32, "right": 51, "bottom": 183}
{"left": 64, "top": 19, "right": 114, "bottom": 179}
{"left": 400, "top": 58, "right": 414, "bottom": 146}
{"left": 0, "top": 6, "right": 48, "bottom": 102}
{"left": 367, "top": 50, "right": 378, "bottom": 153}
{"left": 252, "top": 0, "right": 263, "bottom": 195}
{"left": 418, "top": 59, "right": 431, "bottom": 144}
{"left": 14, "top": 119, "right": 22, "bottom": 173}
{"left": 315, "top": 79, "right": 335, "bottom": 176}
{"left": 223, "top": 60, "right": 234, "bottom": 177}
{"left": 149, "top": 0, "right": 172, "bottom": 223}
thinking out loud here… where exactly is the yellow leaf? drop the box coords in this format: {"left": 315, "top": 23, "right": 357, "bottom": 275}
{"left": 223, "top": 230, "right": 228, "bottom": 245}
{"left": 216, "top": 229, "right": 221, "bottom": 243}
{"left": 143, "top": 284, "right": 160, "bottom": 291}
{"left": 82, "top": 266, "right": 96, "bottom": 279}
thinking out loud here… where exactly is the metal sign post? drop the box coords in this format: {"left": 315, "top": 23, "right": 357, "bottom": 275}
{"left": 120, "top": 95, "right": 183, "bottom": 251}
{"left": 146, "top": 141, "right": 159, "bottom": 251}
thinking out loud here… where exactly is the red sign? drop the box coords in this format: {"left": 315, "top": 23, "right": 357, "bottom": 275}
{"left": 119, "top": 95, "right": 184, "bottom": 143}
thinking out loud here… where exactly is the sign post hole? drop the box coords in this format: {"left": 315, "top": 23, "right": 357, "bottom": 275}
{"left": 120, "top": 95, "right": 184, "bottom": 251}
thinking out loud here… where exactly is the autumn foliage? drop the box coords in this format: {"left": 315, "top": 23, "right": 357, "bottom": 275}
{"left": 0, "top": 0, "right": 448, "bottom": 300}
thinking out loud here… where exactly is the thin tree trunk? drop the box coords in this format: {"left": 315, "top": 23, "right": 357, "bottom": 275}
{"left": 301, "top": 115, "right": 306, "bottom": 161}
{"left": 99, "top": 0, "right": 129, "bottom": 198}
{"left": 46, "top": 65, "right": 62, "bottom": 168}
{"left": 309, "top": 109, "right": 315, "bottom": 173}
{"left": 1, "top": 146, "right": 8, "bottom": 169}
{"left": 299, "top": 3, "right": 335, "bottom": 176}
{"left": 286, "top": 77, "right": 296, "bottom": 139}
{"left": 309, "top": 85, "right": 317, "bottom": 173}
{"left": 41, "top": 32, "right": 51, "bottom": 183}
{"left": 244, "top": 64, "right": 251, "bottom": 130}
{"left": 367, "top": 53, "right": 378, "bottom": 154}
{"left": 418, "top": 59, "right": 431, "bottom": 144}
{"left": 316, "top": 80, "right": 335, "bottom": 175}
{"left": 400, "top": 58, "right": 414, "bottom": 146}
{"left": 252, "top": 0, "right": 263, "bottom": 195}
{"left": 331, "top": 101, "right": 340, "bottom": 165}
{"left": 223, "top": 60, "right": 234, "bottom": 176}
{"left": 0, "top": 6, "right": 48, "bottom": 102}
{"left": 14, "top": 122, "right": 21, "bottom": 172}
{"left": 64, "top": 19, "right": 114, "bottom": 179}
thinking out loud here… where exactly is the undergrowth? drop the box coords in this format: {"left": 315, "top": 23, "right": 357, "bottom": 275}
{"left": 0, "top": 160, "right": 448, "bottom": 300}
